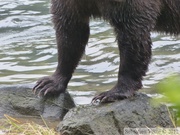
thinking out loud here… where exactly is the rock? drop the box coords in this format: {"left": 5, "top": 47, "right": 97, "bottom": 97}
{"left": 58, "top": 93, "right": 174, "bottom": 135}
{"left": 0, "top": 84, "right": 75, "bottom": 120}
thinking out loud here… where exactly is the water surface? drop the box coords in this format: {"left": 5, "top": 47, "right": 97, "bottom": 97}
{"left": 0, "top": 0, "right": 180, "bottom": 105}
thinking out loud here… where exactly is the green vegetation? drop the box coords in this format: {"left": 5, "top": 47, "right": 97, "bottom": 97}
{"left": 148, "top": 75, "right": 180, "bottom": 135}
{"left": 155, "top": 75, "right": 180, "bottom": 126}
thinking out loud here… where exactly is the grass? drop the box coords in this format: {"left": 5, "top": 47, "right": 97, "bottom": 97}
{"left": 1, "top": 115, "right": 179, "bottom": 135}
{"left": 0, "top": 115, "right": 58, "bottom": 135}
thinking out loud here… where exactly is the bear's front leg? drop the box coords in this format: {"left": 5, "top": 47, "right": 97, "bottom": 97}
{"left": 33, "top": 21, "right": 90, "bottom": 97}
{"left": 33, "top": 1, "right": 90, "bottom": 97}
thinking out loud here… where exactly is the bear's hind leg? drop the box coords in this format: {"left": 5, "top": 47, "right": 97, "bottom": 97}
{"left": 92, "top": 27, "right": 152, "bottom": 103}
{"left": 92, "top": 2, "right": 159, "bottom": 103}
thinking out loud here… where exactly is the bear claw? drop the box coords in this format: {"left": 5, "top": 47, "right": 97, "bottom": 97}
{"left": 92, "top": 90, "right": 135, "bottom": 104}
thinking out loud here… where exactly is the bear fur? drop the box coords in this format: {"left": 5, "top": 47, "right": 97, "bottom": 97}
{"left": 33, "top": 0, "right": 180, "bottom": 103}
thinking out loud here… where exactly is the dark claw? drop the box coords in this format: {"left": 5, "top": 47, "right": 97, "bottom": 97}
{"left": 92, "top": 94, "right": 104, "bottom": 102}
{"left": 33, "top": 78, "right": 46, "bottom": 89}
{"left": 32, "top": 82, "right": 41, "bottom": 94}
{"left": 33, "top": 84, "right": 43, "bottom": 94}
{"left": 38, "top": 85, "right": 50, "bottom": 97}
{"left": 32, "top": 75, "right": 66, "bottom": 97}
{"left": 44, "top": 88, "right": 50, "bottom": 96}
{"left": 92, "top": 90, "right": 134, "bottom": 104}
{"left": 33, "top": 78, "right": 48, "bottom": 94}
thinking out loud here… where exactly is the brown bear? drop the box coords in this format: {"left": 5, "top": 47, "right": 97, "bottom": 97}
{"left": 33, "top": 0, "right": 180, "bottom": 103}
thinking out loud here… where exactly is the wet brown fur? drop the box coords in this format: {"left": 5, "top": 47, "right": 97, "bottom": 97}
{"left": 33, "top": 0, "right": 180, "bottom": 103}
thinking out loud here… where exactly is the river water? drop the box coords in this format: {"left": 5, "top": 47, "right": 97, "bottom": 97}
{"left": 0, "top": 0, "right": 180, "bottom": 105}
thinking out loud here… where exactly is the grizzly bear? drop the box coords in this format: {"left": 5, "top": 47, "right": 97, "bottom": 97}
{"left": 33, "top": 0, "right": 180, "bottom": 103}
